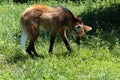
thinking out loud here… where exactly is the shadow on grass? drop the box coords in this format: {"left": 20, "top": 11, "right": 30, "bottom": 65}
{"left": 55, "top": 51, "right": 73, "bottom": 58}
{"left": 80, "top": 3, "right": 120, "bottom": 34}
{"left": 79, "top": 3, "right": 120, "bottom": 49}
{"left": 6, "top": 52, "right": 29, "bottom": 64}
{"left": 6, "top": 50, "right": 45, "bottom": 64}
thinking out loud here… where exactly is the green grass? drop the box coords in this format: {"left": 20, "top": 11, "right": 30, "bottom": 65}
{"left": 0, "top": 0, "right": 120, "bottom": 80}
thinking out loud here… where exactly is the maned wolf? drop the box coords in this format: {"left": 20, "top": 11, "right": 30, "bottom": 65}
{"left": 21, "top": 4, "right": 92, "bottom": 57}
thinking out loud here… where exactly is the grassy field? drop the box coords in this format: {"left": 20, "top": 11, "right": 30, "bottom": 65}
{"left": 0, "top": 0, "right": 120, "bottom": 80}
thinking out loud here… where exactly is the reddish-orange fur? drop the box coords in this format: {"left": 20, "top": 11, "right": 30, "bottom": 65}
{"left": 21, "top": 4, "right": 92, "bottom": 57}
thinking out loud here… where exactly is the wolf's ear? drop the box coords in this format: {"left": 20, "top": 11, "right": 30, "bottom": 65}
{"left": 84, "top": 26, "right": 92, "bottom": 32}
{"left": 74, "top": 25, "right": 82, "bottom": 33}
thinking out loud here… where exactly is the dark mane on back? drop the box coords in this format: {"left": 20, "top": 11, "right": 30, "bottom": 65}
{"left": 56, "top": 6, "right": 75, "bottom": 19}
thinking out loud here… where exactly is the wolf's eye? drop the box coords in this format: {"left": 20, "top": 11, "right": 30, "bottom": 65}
{"left": 74, "top": 25, "right": 82, "bottom": 33}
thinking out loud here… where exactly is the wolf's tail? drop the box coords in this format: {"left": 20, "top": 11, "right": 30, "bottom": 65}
{"left": 21, "top": 28, "right": 27, "bottom": 50}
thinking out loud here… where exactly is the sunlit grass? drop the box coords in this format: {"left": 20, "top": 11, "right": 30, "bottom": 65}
{"left": 0, "top": 0, "right": 120, "bottom": 80}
